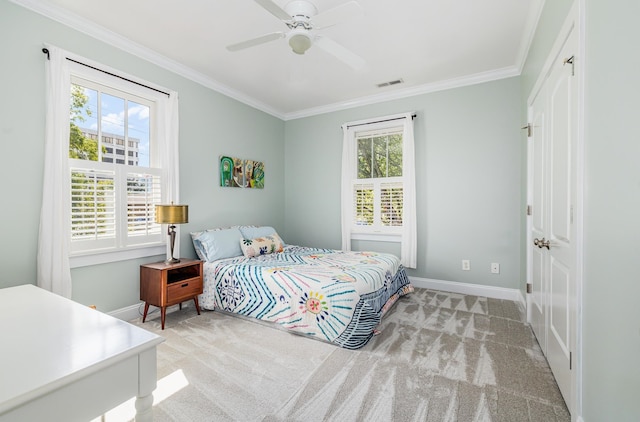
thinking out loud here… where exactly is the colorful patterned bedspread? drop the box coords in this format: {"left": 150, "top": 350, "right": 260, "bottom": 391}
{"left": 200, "top": 246, "right": 414, "bottom": 349}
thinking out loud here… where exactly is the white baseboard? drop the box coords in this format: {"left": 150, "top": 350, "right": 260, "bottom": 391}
{"left": 410, "top": 276, "right": 526, "bottom": 306}
{"left": 108, "top": 301, "right": 195, "bottom": 321}
{"left": 108, "top": 303, "right": 143, "bottom": 321}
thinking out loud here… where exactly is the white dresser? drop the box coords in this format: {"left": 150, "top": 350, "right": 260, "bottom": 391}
{"left": 0, "top": 285, "right": 164, "bottom": 421}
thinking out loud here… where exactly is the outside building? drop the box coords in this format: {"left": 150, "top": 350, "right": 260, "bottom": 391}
{"left": 81, "top": 129, "right": 140, "bottom": 166}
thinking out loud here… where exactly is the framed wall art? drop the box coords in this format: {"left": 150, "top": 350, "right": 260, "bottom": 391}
{"left": 220, "top": 155, "right": 264, "bottom": 189}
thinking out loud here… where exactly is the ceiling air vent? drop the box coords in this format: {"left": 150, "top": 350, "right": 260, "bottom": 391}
{"left": 376, "top": 78, "right": 404, "bottom": 88}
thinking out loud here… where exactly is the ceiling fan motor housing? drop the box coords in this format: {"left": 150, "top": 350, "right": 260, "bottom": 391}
{"left": 284, "top": 0, "right": 318, "bottom": 21}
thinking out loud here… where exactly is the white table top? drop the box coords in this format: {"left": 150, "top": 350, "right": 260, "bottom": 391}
{"left": 0, "top": 285, "right": 164, "bottom": 414}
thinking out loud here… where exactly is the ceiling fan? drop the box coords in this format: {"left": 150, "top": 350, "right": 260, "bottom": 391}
{"left": 226, "top": 0, "right": 365, "bottom": 70}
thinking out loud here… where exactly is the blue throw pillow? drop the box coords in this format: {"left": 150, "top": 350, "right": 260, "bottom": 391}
{"left": 191, "top": 227, "right": 243, "bottom": 261}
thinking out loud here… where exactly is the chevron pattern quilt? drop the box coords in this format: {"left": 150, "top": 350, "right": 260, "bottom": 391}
{"left": 200, "top": 246, "right": 414, "bottom": 349}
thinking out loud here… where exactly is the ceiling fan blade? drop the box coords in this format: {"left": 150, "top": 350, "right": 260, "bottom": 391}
{"left": 227, "top": 32, "right": 285, "bottom": 52}
{"left": 313, "top": 1, "right": 362, "bottom": 29}
{"left": 314, "top": 35, "right": 366, "bottom": 70}
{"left": 254, "top": 0, "right": 292, "bottom": 21}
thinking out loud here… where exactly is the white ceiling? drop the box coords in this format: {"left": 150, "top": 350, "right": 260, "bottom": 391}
{"left": 17, "top": 0, "right": 543, "bottom": 120}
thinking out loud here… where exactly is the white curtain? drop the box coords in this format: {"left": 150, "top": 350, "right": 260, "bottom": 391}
{"left": 340, "top": 112, "right": 417, "bottom": 268}
{"left": 37, "top": 45, "right": 72, "bottom": 298}
{"left": 157, "top": 92, "right": 181, "bottom": 258}
{"left": 400, "top": 113, "right": 417, "bottom": 269}
{"left": 340, "top": 125, "right": 357, "bottom": 251}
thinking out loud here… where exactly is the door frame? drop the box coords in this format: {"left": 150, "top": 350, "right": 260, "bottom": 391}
{"left": 525, "top": 1, "right": 584, "bottom": 419}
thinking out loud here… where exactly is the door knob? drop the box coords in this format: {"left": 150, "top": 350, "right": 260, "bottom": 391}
{"left": 533, "top": 237, "right": 550, "bottom": 249}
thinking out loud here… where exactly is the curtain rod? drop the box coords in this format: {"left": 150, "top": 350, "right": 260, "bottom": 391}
{"left": 345, "top": 114, "right": 416, "bottom": 129}
{"left": 41, "top": 47, "right": 170, "bottom": 97}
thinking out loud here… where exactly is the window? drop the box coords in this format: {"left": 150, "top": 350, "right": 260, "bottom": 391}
{"left": 341, "top": 112, "right": 417, "bottom": 268}
{"left": 353, "top": 128, "right": 404, "bottom": 232}
{"left": 66, "top": 62, "right": 173, "bottom": 264}
{"left": 38, "top": 45, "right": 179, "bottom": 296}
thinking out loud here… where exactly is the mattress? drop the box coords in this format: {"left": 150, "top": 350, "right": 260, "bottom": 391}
{"left": 199, "top": 245, "right": 413, "bottom": 349}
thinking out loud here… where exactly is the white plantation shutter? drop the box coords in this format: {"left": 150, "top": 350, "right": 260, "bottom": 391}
{"left": 126, "top": 170, "right": 162, "bottom": 240}
{"left": 353, "top": 183, "right": 374, "bottom": 226}
{"left": 381, "top": 182, "right": 403, "bottom": 227}
{"left": 70, "top": 166, "right": 116, "bottom": 251}
{"left": 353, "top": 181, "right": 403, "bottom": 229}
{"left": 69, "top": 161, "right": 164, "bottom": 253}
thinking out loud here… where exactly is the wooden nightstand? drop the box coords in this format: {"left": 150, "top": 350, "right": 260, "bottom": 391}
{"left": 140, "top": 258, "right": 203, "bottom": 329}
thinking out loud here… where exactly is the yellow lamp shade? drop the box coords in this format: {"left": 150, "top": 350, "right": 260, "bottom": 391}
{"left": 155, "top": 204, "right": 188, "bottom": 225}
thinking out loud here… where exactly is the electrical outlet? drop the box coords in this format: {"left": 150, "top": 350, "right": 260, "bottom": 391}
{"left": 462, "top": 260, "right": 470, "bottom": 271}
{"left": 491, "top": 263, "right": 500, "bottom": 274}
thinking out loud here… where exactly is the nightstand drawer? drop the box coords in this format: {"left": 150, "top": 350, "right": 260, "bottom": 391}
{"left": 167, "top": 278, "right": 203, "bottom": 303}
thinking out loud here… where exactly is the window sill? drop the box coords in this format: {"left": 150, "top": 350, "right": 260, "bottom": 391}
{"left": 70, "top": 244, "right": 165, "bottom": 268}
{"left": 351, "top": 232, "right": 401, "bottom": 243}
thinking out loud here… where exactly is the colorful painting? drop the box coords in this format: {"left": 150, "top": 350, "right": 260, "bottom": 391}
{"left": 220, "top": 155, "right": 264, "bottom": 189}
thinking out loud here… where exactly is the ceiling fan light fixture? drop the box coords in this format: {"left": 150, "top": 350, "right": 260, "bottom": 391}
{"left": 288, "top": 32, "right": 312, "bottom": 54}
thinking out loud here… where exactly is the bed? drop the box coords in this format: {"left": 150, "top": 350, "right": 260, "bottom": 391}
{"left": 191, "top": 226, "right": 413, "bottom": 349}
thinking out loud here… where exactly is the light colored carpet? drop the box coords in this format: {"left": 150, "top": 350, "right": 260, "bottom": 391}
{"left": 130, "top": 288, "right": 570, "bottom": 421}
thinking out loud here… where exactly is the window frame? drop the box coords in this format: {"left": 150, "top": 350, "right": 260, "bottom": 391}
{"left": 347, "top": 122, "right": 406, "bottom": 241}
{"left": 67, "top": 62, "right": 168, "bottom": 268}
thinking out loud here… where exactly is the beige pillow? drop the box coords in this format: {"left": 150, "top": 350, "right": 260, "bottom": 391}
{"left": 240, "top": 234, "right": 284, "bottom": 258}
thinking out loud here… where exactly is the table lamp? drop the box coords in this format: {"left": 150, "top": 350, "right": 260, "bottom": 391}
{"left": 155, "top": 203, "right": 189, "bottom": 264}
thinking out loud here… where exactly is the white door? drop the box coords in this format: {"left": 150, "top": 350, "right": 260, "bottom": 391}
{"left": 529, "top": 87, "right": 547, "bottom": 354}
{"left": 527, "top": 20, "right": 578, "bottom": 413}
{"left": 546, "top": 27, "right": 576, "bottom": 407}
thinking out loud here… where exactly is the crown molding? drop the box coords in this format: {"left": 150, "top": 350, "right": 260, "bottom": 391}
{"left": 282, "top": 66, "right": 520, "bottom": 120}
{"left": 10, "top": 0, "right": 286, "bottom": 120}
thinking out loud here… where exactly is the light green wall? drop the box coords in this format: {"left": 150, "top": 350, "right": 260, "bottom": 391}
{"left": 522, "top": 0, "right": 640, "bottom": 419}
{"left": 0, "top": 1, "right": 285, "bottom": 311}
{"left": 285, "top": 78, "right": 523, "bottom": 289}
{"left": 582, "top": 0, "right": 640, "bottom": 419}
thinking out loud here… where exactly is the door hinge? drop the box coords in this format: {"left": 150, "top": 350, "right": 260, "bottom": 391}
{"left": 570, "top": 205, "right": 574, "bottom": 224}
{"left": 563, "top": 55, "right": 575, "bottom": 76}
{"left": 526, "top": 283, "right": 532, "bottom": 294}
{"left": 521, "top": 123, "right": 532, "bottom": 137}
{"left": 570, "top": 351, "right": 572, "bottom": 370}
{"left": 527, "top": 205, "right": 532, "bottom": 216}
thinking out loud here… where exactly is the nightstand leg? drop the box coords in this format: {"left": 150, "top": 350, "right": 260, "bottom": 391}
{"left": 142, "top": 302, "right": 150, "bottom": 323}
{"left": 161, "top": 307, "right": 166, "bottom": 330}
{"left": 194, "top": 297, "right": 201, "bottom": 315}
